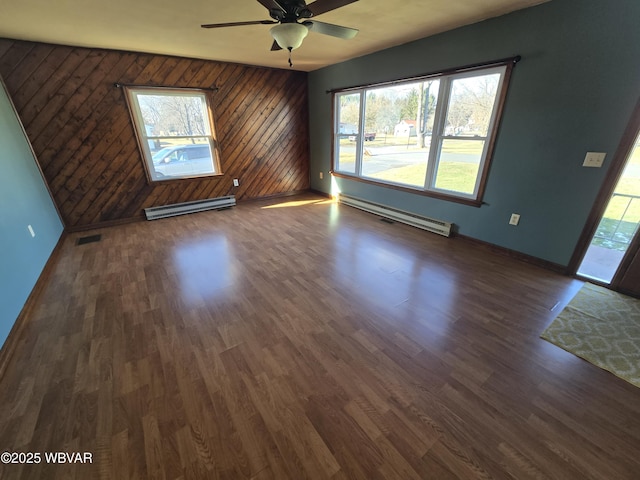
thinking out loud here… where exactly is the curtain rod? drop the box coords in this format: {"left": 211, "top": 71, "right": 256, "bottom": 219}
{"left": 326, "top": 55, "right": 521, "bottom": 94}
{"left": 114, "top": 82, "right": 219, "bottom": 92}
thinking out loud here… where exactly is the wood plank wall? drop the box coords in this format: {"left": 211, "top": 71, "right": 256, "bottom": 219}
{"left": 0, "top": 38, "right": 310, "bottom": 230}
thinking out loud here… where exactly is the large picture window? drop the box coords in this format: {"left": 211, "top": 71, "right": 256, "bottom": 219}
{"left": 124, "top": 87, "right": 222, "bottom": 182}
{"left": 333, "top": 63, "right": 513, "bottom": 204}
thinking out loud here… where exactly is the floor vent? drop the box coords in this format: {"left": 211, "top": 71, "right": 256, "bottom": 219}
{"left": 144, "top": 196, "right": 236, "bottom": 221}
{"left": 76, "top": 234, "right": 102, "bottom": 245}
{"left": 339, "top": 193, "right": 452, "bottom": 237}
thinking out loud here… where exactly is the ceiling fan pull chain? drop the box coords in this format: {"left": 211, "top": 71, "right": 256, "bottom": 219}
{"left": 288, "top": 47, "right": 293, "bottom": 68}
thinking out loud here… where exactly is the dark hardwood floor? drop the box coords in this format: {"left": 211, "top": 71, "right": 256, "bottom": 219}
{"left": 1, "top": 193, "right": 639, "bottom": 479}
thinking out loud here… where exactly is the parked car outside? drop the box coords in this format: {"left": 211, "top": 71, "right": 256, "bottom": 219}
{"left": 152, "top": 144, "right": 210, "bottom": 164}
{"left": 348, "top": 132, "right": 377, "bottom": 141}
{"left": 151, "top": 144, "right": 214, "bottom": 178}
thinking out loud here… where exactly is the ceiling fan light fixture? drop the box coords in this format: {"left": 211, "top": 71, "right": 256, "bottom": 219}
{"left": 270, "top": 23, "right": 309, "bottom": 51}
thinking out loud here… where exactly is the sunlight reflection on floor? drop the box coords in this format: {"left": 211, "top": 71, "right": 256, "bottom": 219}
{"left": 172, "top": 234, "right": 236, "bottom": 305}
{"left": 261, "top": 199, "right": 334, "bottom": 209}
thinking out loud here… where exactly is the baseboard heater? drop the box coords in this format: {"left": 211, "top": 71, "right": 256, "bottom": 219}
{"left": 338, "top": 193, "right": 452, "bottom": 237}
{"left": 144, "top": 195, "right": 236, "bottom": 220}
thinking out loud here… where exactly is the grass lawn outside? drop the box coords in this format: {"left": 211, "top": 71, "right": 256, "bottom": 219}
{"left": 338, "top": 137, "right": 482, "bottom": 193}
{"left": 594, "top": 217, "right": 639, "bottom": 250}
{"left": 593, "top": 143, "right": 640, "bottom": 249}
{"left": 368, "top": 162, "right": 478, "bottom": 194}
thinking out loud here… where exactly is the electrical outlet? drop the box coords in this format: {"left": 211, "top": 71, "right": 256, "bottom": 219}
{"left": 509, "top": 214, "right": 520, "bottom": 226}
{"left": 28, "top": 225, "right": 35, "bottom": 237}
{"left": 233, "top": 178, "right": 239, "bottom": 187}
{"left": 319, "top": 172, "right": 324, "bottom": 180}
{"left": 583, "top": 152, "right": 606, "bottom": 168}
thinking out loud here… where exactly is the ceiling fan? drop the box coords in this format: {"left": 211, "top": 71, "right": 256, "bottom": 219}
{"left": 201, "top": 0, "right": 359, "bottom": 66}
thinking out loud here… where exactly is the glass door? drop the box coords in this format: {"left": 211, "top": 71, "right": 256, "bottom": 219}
{"left": 578, "top": 133, "right": 640, "bottom": 282}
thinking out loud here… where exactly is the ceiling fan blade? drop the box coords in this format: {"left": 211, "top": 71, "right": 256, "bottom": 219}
{"left": 201, "top": 20, "right": 278, "bottom": 28}
{"left": 270, "top": 40, "right": 282, "bottom": 51}
{"left": 256, "top": 0, "right": 285, "bottom": 12}
{"left": 307, "top": 0, "right": 358, "bottom": 16}
{"left": 304, "top": 20, "right": 358, "bottom": 39}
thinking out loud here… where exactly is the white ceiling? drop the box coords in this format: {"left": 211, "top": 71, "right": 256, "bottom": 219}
{"left": 0, "top": 0, "right": 549, "bottom": 72}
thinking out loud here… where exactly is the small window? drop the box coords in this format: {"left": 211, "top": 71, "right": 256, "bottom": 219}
{"left": 124, "top": 87, "right": 222, "bottom": 182}
{"left": 332, "top": 63, "right": 512, "bottom": 204}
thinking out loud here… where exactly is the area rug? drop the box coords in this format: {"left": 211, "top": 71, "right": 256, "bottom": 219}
{"left": 541, "top": 282, "right": 640, "bottom": 388}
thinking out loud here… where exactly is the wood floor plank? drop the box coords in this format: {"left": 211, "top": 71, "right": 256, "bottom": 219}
{"left": 0, "top": 193, "right": 639, "bottom": 479}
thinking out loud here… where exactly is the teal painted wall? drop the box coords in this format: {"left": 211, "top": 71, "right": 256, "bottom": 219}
{"left": 309, "top": 0, "right": 640, "bottom": 266}
{"left": 0, "top": 79, "right": 63, "bottom": 347}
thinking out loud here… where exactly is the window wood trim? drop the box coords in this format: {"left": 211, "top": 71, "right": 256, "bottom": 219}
{"left": 122, "top": 86, "right": 222, "bottom": 184}
{"left": 327, "top": 56, "right": 520, "bottom": 95}
{"left": 330, "top": 58, "right": 517, "bottom": 204}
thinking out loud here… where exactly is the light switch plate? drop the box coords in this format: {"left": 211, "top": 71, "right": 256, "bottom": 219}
{"left": 583, "top": 152, "right": 606, "bottom": 168}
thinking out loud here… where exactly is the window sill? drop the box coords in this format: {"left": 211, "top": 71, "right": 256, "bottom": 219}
{"left": 330, "top": 171, "right": 483, "bottom": 207}
{"left": 147, "top": 172, "right": 224, "bottom": 185}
